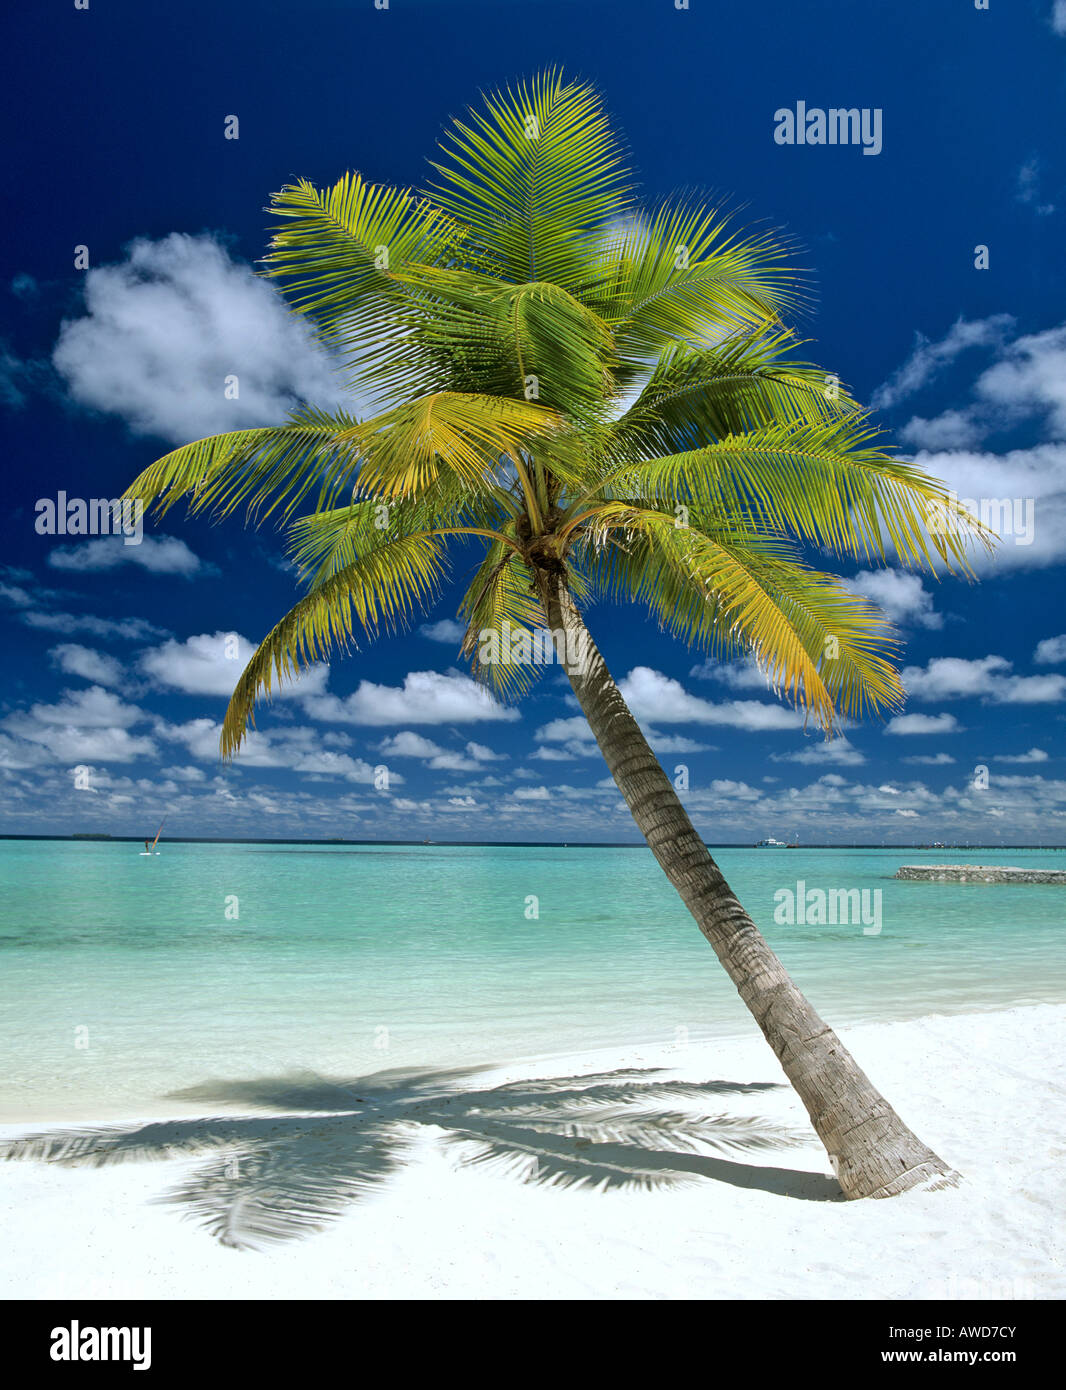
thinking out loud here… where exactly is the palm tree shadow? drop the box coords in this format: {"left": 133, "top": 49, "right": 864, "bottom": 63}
{"left": 0, "top": 1066, "right": 841, "bottom": 1248}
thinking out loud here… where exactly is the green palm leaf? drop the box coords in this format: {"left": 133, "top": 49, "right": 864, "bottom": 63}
{"left": 221, "top": 530, "right": 448, "bottom": 758}
{"left": 428, "top": 70, "right": 633, "bottom": 290}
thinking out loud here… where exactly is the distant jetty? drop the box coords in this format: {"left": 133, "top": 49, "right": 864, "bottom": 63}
{"left": 896, "top": 865, "right": 1066, "bottom": 884}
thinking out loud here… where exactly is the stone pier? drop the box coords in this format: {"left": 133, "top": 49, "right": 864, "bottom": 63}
{"left": 895, "top": 865, "right": 1066, "bottom": 884}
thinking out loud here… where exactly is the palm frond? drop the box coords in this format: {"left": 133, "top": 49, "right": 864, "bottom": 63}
{"left": 263, "top": 173, "right": 458, "bottom": 353}
{"left": 459, "top": 538, "right": 548, "bottom": 698}
{"left": 428, "top": 70, "right": 634, "bottom": 290}
{"left": 122, "top": 406, "right": 361, "bottom": 524}
{"left": 609, "top": 330, "right": 856, "bottom": 457}
{"left": 221, "top": 530, "right": 450, "bottom": 757}
{"left": 577, "top": 504, "right": 901, "bottom": 728}
{"left": 585, "top": 197, "right": 803, "bottom": 371}
{"left": 336, "top": 390, "right": 561, "bottom": 499}
{"left": 573, "top": 416, "right": 994, "bottom": 572}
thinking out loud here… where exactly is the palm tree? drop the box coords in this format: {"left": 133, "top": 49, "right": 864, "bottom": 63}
{"left": 125, "top": 72, "right": 987, "bottom": 1199}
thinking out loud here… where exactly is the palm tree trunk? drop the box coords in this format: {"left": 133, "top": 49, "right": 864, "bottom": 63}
{"left": 538, "top": 572, "right": 958, "bottom": 1199}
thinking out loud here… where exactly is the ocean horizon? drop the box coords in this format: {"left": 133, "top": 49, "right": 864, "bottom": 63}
{"left": 4, "top": 838, "right": 1065, "bottom": 1124}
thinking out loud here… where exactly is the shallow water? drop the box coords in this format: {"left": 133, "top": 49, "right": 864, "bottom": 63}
{"left": 2, "top": 840, "right": 1064, "bottom": 1119}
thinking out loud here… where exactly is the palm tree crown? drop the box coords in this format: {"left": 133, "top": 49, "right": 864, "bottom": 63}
{"left": 125, "top": 71, "right": 985, "bottom": 758}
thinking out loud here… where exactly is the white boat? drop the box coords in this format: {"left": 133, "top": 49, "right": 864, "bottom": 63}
{"left": 755, "top": 837, "right": 787, "bottom": 847}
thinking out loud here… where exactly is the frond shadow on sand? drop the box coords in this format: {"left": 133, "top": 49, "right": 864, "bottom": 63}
{"left": 1, "top": 1066, "right": 841, "bottom": 1248}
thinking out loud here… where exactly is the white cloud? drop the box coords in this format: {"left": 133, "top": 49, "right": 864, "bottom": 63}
{"left": 688, "top": 658, "right": 774, "bottom": 690}
{"left": 901, "top": 752, "right": 956, "bottom": 766}
{"left": 0, "top": 582, "right": 33, "bottom": 608}
{"left": 52, "top": 233, "right": 349, "bottom": 444}
{"left": 872, "top": 315, "right": 1015, "bottom": 410}
{"left": 160, "top": 765, "right": 207, "bottom": 783}
{"left": 512, "top": 785, "right": 551, "bottom": 801}
{"left": 7, "top": 685, "right": 144, "bottom": 730}
{"left": 1055, "top": 1, "right": 1066, "bottom": 36}
{"left": 377, "top": 730, "right": 486, "bottom": 771}
{"left": 771, "top": 736, "right": 865, "bottom": 766}
{"left": 37, "top": 728, "right": 159, "bottom": 764}
{"left": 880, "top": 322, "right": 1066, "bottom": 574}
{"left": 1, "top": 686, "right": 156, "bottom": 764}
{"left": 536, "top": 716, "right": 594, "bottom": 744}
{"left": 1015, "top": 157, "right": 1055, "bottom": 216}
{"left": 974, "top": 324, "right": 1066, "bottom": 433}
{"left": 47, "top": 535, "right": 208, "bottom": 576}
{"left": 465, "top": 740, "right": 506, "bottom": 762}
{"left": 902, "top": 655, "right": 1066, "bottom": 705}
{"left": 994, "top": 748, "right": 1048, "bottom": 764}
{"left": 1035, "top": 634, "right": 1066, "bottom": 664}
{"left": 911, "top": 442, "right": 1066, "bottom": 572}
{"left": 158, "top": 718, "right": 392, "bottom": 783}
{"left": 617, "top": 667, "right": 804, "bottom": 730}
{"left": 139, "top": 631, "right": 329, "bottom": 700}
{"left": 535, "top": 711, "right": 710, "bottom": 758}
{"left": 885, "top": 713, "right": 961, "bottom": 735}
{"left": 20, "top": 611, "right": 167, "bottom": 640}
{"left": 303, "top": 670, "right": 519, "bottom": 726}
{"left": 847, "top": 568, "right": 942, "bottom": 629}
{"left": 898, "top": 410, "right": 984, "bottom": 451}
{"left": 650, "top": 733, "right": 713, "bottom": 753}
{"left": 48, "top": 643, "right": 127, "bottom": 687}
{"left": 902, "top": 655, "right": 1011, "bottom": 700}
{"left": 419, "top": 619, "right": 466, "bottom": 644}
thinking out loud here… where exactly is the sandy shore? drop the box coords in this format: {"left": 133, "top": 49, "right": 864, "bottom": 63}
{"left": 1, "top": 1003, "right": 1062, "bottom": 1300}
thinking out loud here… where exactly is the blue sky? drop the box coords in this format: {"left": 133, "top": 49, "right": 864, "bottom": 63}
{"left": 2, "top": 0, "right": 1065, "bottom": 844}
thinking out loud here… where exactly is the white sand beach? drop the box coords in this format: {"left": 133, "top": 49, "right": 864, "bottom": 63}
{"left": 1, "top": 1003, "right": 1062, "bottom": 1301}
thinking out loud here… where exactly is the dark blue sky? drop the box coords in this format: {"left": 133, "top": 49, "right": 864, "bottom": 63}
{"left": 2, "top": 0, "right": 1065, "bottom": 843}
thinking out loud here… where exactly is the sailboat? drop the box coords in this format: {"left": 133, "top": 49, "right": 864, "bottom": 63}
{"left": 139, "top": 815, "right": 166, "bottom": 856}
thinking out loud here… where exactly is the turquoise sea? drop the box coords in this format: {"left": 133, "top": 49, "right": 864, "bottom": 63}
{"left": 2, "top": 840, "right": 1065, "bottom": 1121}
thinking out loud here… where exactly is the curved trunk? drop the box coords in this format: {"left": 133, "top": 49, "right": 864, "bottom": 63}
{"left": 539, "top": 572, "right": 958, "bottom": 1199}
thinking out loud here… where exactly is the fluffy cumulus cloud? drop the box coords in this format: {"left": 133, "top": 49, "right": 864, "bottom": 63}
{"left": 1035, "top": 634, "right": 1066, "bottom": 664}
{"left": 973, "top": 324, "right": 1066, "bottom": 434}
{"left": 377, "top": 731, "right": 503, "bottom": 772}
{"left": 48, "top": 643, "right": 127, "bottom": 688}
{"left": 303, "top": 670, "right": 519, "bottom": 726}
{"left": 901, "top": 655, "right": 1066, "bottom": 705}
{"left": 47, "top": 535, "right": 208, "bottom": 576}
{"left": 770, "top": 736, "right": 865, "bottom": 766}
{"left": 617, "top": 667, "right": 804, "bottom": 730}
{"left": 911, "top": 442, "right": 1066, "bottom": 572}
{"left": 898, "top": 409, "right": 983, "bottom": 452}
{"left": 1, "top": 685, "right": 157, "bottom": 764}
{"left": 9, "top": 686, "right": 144, "bottom": 730}
{"left": 139, "top": 631, "right": 329, "bottom": 700}
{"left": 157, "top": 718, "right": 393, "bottom": 784}
{"left": 51, "top": 234, "right": 350, "bottom": 443}
{"left": 419, "top": 619, "right": 466, "bottom": 644}
{"left": 885, "top": 713, "right": 961, "bottom": 736}
{"left": 689, "top": 658, "right": 775, "bottom": 690}
{"left": 846, "top": 569, "right": 942, "bottom": 629}
{"left": 872, "top": 319, "right": 1066, "bottom": 573}
{"left": 994, "top": 748, "right": 1048, "bottom": 764}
